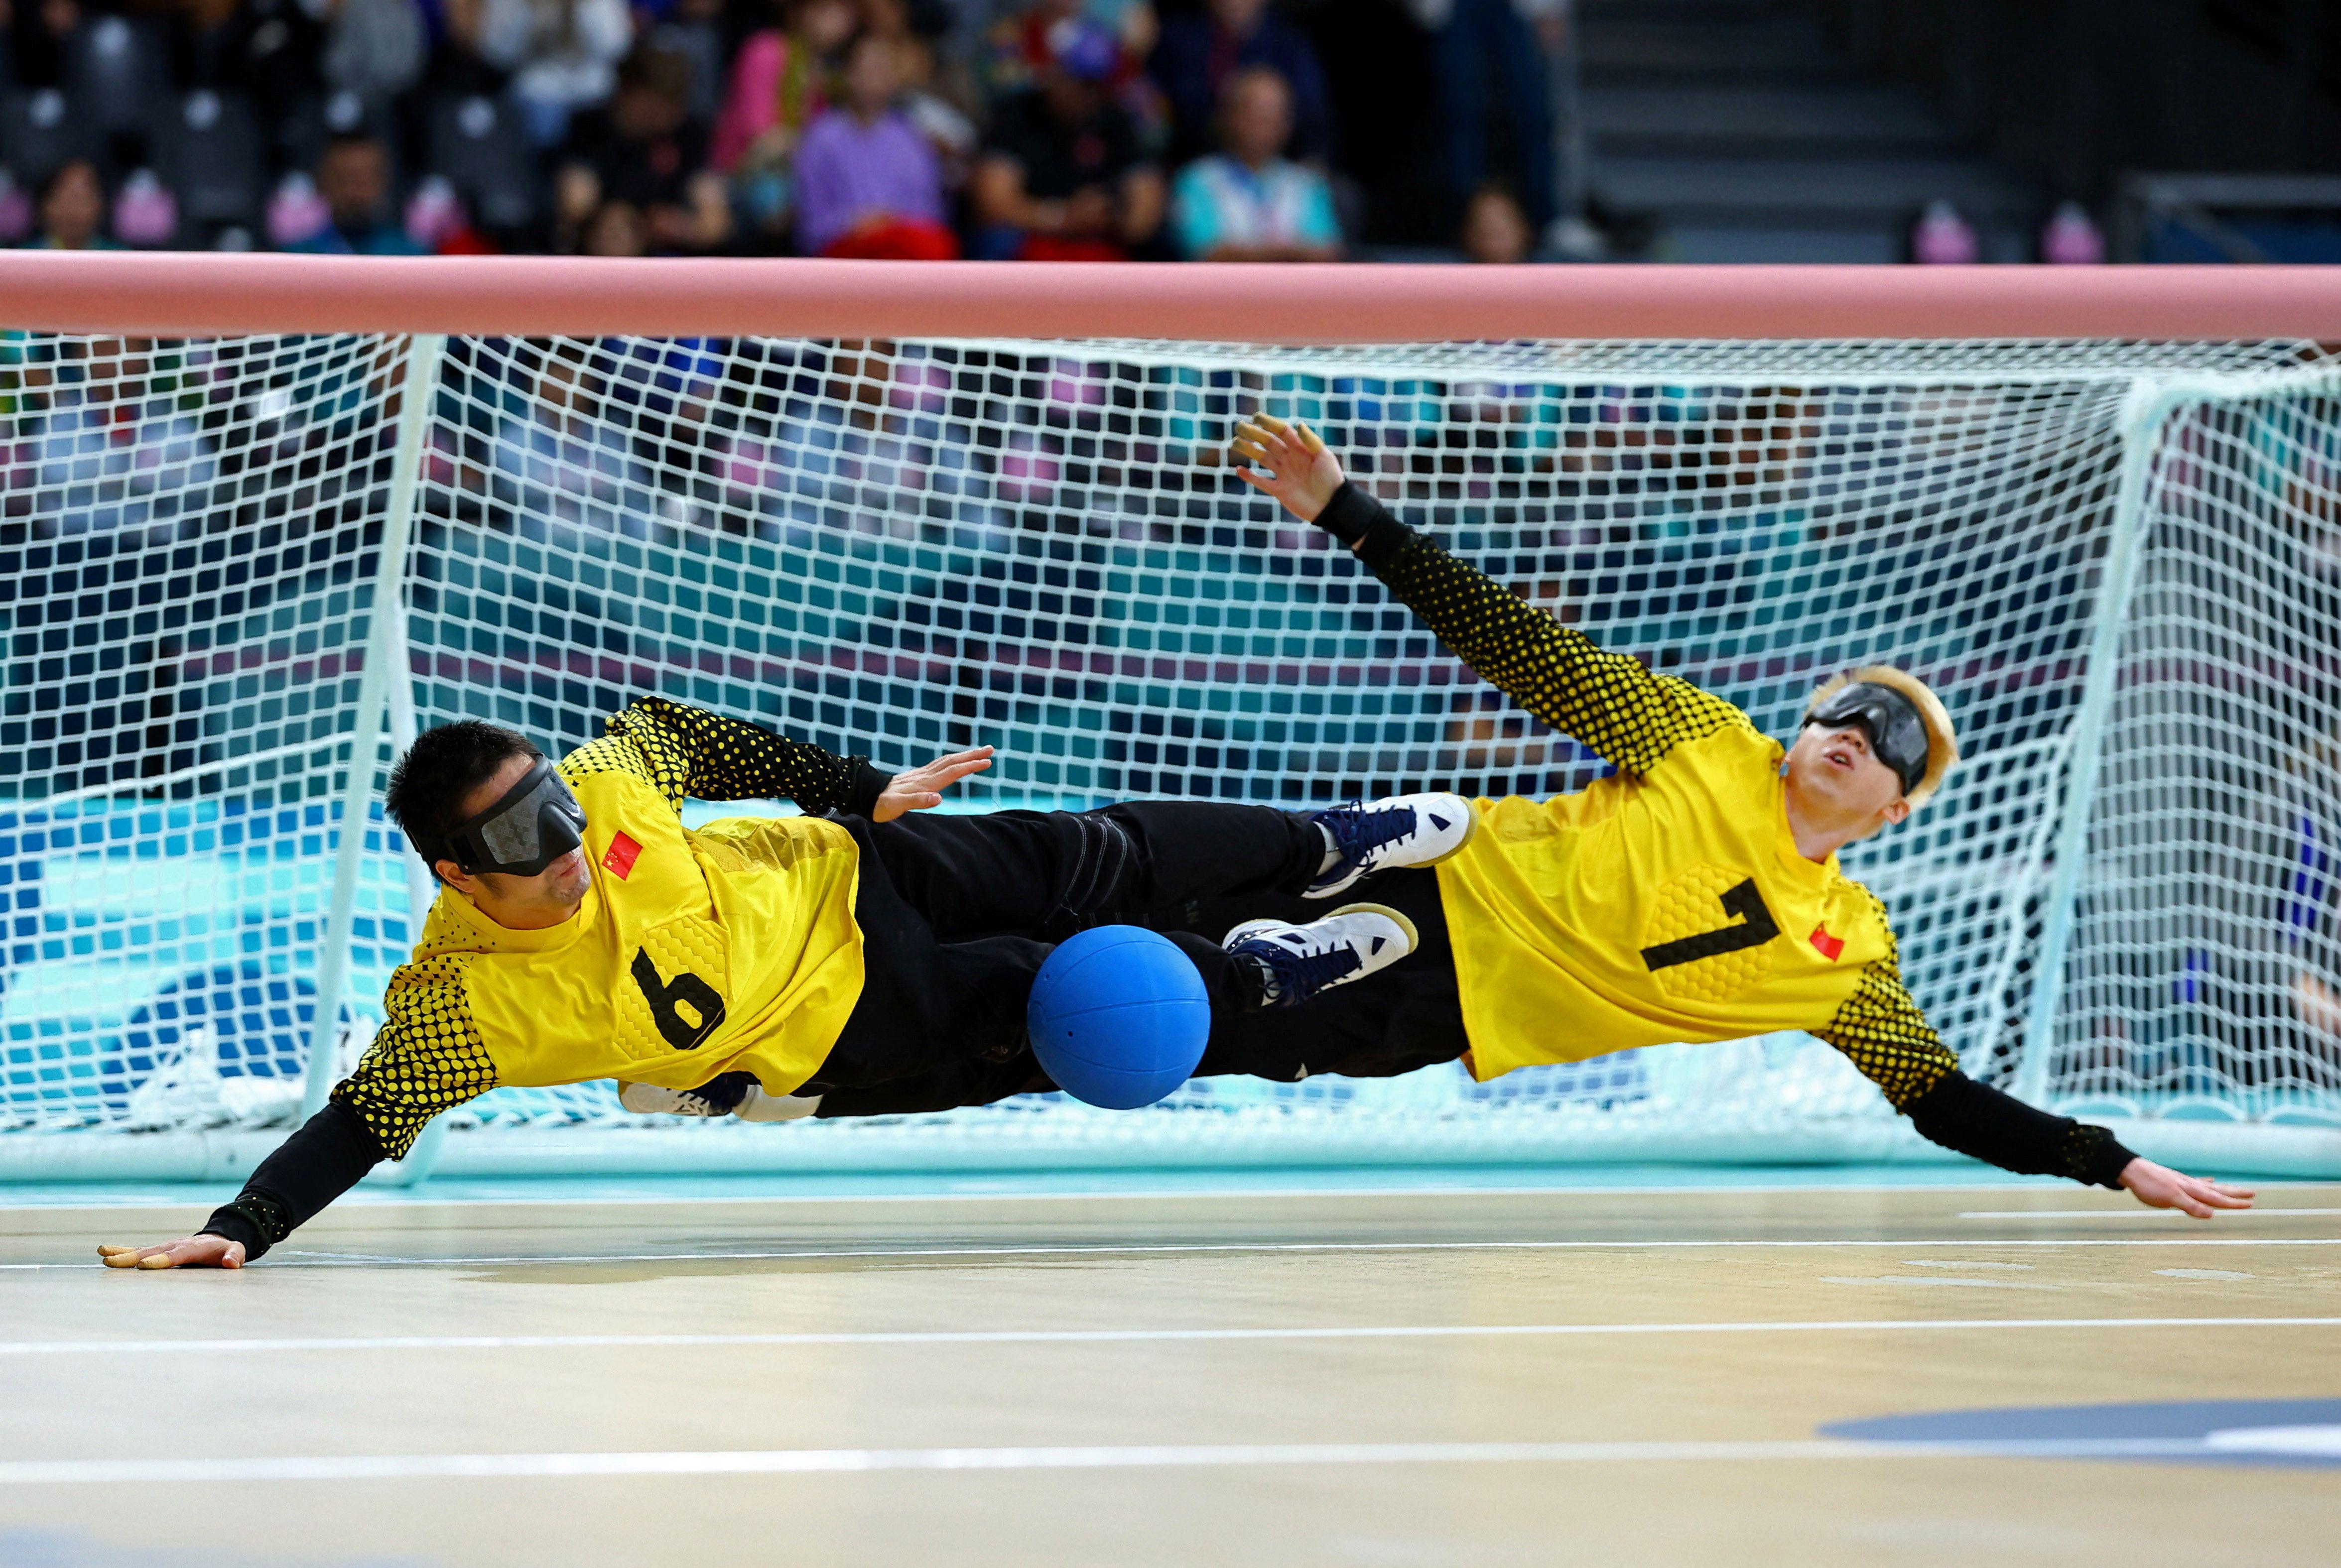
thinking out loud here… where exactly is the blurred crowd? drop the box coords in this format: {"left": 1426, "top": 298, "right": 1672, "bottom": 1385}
{"left": 0, "top": 0, "right": 1574, "bottom": 260}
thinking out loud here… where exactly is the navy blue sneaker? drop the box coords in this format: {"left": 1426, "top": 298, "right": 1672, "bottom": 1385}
{"left": 1223, "top": 903, "right": 1421, "bottom": 1008}
{"left": 1305, "top": 793, "right": 1476, "bottom": 898}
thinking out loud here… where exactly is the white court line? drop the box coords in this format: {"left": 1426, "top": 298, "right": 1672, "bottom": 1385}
{"left": 1, "top": 1317, "right": 2335, "bottom": 1356}
{"left": 1959, "top": 1208, "right": 2341, "bottom": 1219}
{"left": 0, "top": 1437, "right": 2255, "bottom": 1485}
{"left": 9, "top": 1235, "right": 2339, "bottom": 1270}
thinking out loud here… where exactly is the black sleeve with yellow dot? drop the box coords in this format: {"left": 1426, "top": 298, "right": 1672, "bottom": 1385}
{"left": 1328, "top": 483, "right": 1750, "bottom": 776}
{"left": 329, "top": 950, "right": 501, "bottom": 1162}
{"left": 562, "top": 696, "right": 890, "bottom": 816}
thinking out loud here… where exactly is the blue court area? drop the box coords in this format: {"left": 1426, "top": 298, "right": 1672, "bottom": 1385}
{"left": 1825, "top": 1399, "right": 2341, "bottom": 1469}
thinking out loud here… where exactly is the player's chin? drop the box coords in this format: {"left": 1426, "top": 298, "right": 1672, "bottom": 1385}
{"left": 551, "top": 850, "right": 592, "bottom": 897}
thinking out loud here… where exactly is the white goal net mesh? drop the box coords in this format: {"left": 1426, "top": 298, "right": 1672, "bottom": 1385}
{"left": 3, "top": 330, "right": 2338, "bottom": 1172}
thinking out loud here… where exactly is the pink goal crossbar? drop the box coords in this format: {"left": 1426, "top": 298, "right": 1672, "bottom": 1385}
{"left": 3, "top": 252, "right": 2338, "bottom": 343}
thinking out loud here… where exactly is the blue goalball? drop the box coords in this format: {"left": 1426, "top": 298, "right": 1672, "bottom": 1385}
{"left": 1026, "top": 926, "right": 1212, "bottom": 1110}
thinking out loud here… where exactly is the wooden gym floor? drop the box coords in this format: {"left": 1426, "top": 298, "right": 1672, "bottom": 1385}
{"left": 1, "top": 1177, "right": 2337, "bottom": 1567}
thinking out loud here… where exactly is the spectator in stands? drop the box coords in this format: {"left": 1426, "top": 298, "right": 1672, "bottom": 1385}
{"left": 22, "top": 159, "right": 121, "bottom": 250}
{"left": 169, "top": 0, "right": 326, "bottom": 105}
{"left": 283, "top": 133, "right": 426, "bottom": 253}
{"left": 1459, "top": 181, "right": 1532, "bottom": 264}
{"left": 642, "top": 0, "right": 727, "bottom": 121}
{"left": 985, "top": 0, "right": 1167, "bottom": 164}
{"left": 711, "top": 0, "right": 856, "bottom": 246}
{"left": 558, "top": 45, "right": 731, "bottom": 254}
{"left": 477, "top": 0, "right": 635, "bottom": 146}
{"left": 983, "top": 0, "right": 1082, "bottom": 101}
{"left": 971, "top": 16, "right": 1162, "bottom": 260}
{"left": 1150, "top": 0, "right": 1331, "bottom": 167}
{"left": 582, "top": 198, "right": 649, "bottom": 255}
{"left": 1087, "top": 0, "right": 1158, "bottom": 60}
{"left": 418, "top": 0, "right": 508, "bottom": 97}
{"left": 861, "top": 0, "right": 979, "bottom": 181}
{"left": 1169, "top": 66, "right": 1337, "bottom": 262}
{"left": 1409, "top": 0, "right": 1562, "bottom": 232}
{"left": 318, "top": 0, "right": 428, "bottom": 105}
{"left": 492, "top": 342, "right": 653, "bottom": 538}
{"left": 794, "top": 31, "right": 955, "bottom": 258}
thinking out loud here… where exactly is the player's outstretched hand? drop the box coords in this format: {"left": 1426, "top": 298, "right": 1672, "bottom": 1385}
{"left": 98, "top": 1236, "right": 246, "bottom": 1270}
{"left": 2118, "top": 1157, "right": 2255, "bottom": 1218}
{"left": 874, "top": 745, "right": 995, "bottom": 822}
{"left": 1230, "top": 415, "right": 1346, "bottom": 524}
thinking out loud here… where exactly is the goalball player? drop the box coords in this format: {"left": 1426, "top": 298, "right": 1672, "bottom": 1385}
{"left": 100, "top": 698, "right": 1475, "bottom": 1268}
{"left": 1192, "top": 416, "right": 2253, "bottom": 1217}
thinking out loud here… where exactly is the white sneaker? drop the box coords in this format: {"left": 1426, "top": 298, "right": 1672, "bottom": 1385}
{"left": 619, "top": 1074, "right": 822, "bottom": 1122}
{"left": 1303, "top": 793, "right": 1476, "bottom": 898}
{"left": 1222, "top": 902, "right": 1420, "bottom": 1008}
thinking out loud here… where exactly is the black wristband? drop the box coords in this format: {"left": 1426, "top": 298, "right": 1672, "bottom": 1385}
{"left": 2067, "top": 1125, "right": 2141, "bottom": 1191}
{"left": 847, "top": 759, "right": 891, "bottom": 819}
{"left": 199, "top": 1193, "right": 290, "bottom": 1261}
{"left": 1315, "top": 480, "right": 1382, "bottom": 544}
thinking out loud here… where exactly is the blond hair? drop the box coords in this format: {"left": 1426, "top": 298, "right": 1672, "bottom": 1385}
{"left": 1803, "top": 665, "right": 1959, "bottom": 808}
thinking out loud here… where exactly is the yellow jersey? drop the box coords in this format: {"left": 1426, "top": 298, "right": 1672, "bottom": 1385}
{"left": 1357, "top": 520, "right": 1959, "bottom": 1106}
{"left": 333, "top": 699, "right": 879, "bottom": 1157}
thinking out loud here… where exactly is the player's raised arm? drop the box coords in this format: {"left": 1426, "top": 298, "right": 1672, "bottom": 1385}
{"left": 1232, "top": 417, "right": 1741, "bottom": 777}
{"left": 99, "top": 964, "right": 498, "bottom": 1269}
{"left": 565, "top": 696, "right": 993, "bottom": 819}
{"left": 1816, "top": 920, "right": 2253, "bottom": 1216}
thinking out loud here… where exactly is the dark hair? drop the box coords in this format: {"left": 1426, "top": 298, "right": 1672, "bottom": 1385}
{"left": 385, "top": 721, "right": 543, "bottom": 860}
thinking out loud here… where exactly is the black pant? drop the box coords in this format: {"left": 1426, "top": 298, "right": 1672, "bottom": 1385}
{"left": 1177, "top": 867, "right": 1468, "bottom": 1086}
{"left": 806, "top": 803, "right": 1325, "bottom": 1117}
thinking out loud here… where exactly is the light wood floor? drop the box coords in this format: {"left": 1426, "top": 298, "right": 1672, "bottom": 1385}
{"left": 2, "top": 1180, "right": 2337, "bottom": 1567}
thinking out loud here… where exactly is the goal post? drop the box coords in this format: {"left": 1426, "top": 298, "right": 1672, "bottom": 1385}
{"left": 2, "top": 254, "right": 2339, "bottom": 1183}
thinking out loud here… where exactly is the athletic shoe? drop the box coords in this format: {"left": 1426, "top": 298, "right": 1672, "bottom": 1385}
{"left": 1303, "top": 793, "right": 1476, "bottom": 898}
{"left": 1222, "top": 902, "right": 1420, "bottom": 1009}
{"left": 619, "top": 1074, "right": 822, "bottom": 1123}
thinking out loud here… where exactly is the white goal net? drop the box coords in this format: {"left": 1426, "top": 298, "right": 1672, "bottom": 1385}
{"left": 3, "top": 329, "right": 2338, "bottom": 1179}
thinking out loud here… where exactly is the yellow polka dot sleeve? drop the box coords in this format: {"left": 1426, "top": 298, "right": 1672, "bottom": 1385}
{"left": 562, "top": 697, "right": 884, "bottom": 815}
{"left": 330, "top": 950, "right": 498, "bottom": 1160}
{"left": 1344, "top": 490, "right": 1748, "bottom": 776}
{"left": 1812, "top": 920, "right": 1960, "bottom": 1110}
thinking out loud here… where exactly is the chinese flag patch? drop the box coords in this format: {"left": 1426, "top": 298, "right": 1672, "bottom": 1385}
{"left": 1809, "top": 926, "right": 1845, "bottom": 962}
{"left": 601, "top": 832, "right": 642, "bottom": 880}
